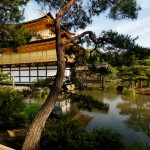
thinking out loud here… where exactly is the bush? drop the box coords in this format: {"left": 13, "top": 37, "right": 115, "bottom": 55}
{"left": 40, "top": 116, "right": 125, "bottom": 150}
{"left": 0, "top": 87, "right": 27, "bottom": 128}
{"left": 22, "top": 87, "right": 49, "bottom": 98}
{"left": 25, "top": 104, "right": 41, "bottom": 122}
{"left": 122, "top": 88, "right": 135, "bottom": 95}
{"left": 91, "top": 128, "right": 125, "bottom": 150}
{"left": 70, "top": 72, "right": 85, "bottom": 90}
{"left": 30, "top": 77, "right": 53, "bottom": 89}
{"left": 70, "top": 93, "right": 109, "bottom": 112}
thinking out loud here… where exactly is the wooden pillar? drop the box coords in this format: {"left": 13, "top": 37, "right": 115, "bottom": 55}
{"left": 19, "top": 65, "right": 21, "bottom": 83}
{"left": 100, "top": 76, "right": 104, "bottom": 89}
{"left": 46, "top": 64, "right": 47, "bottom": 79}
{"left": 37, "top": 65, "right": 39, "bottom": 80}
{"left": 29, "top": 65, "right": 31, "bottom": 83}
{"left": 9, "top": 66, "right": 11, "bottom": 81}
{"left": 102, "top": 77, "right": 104, "bottom": 89}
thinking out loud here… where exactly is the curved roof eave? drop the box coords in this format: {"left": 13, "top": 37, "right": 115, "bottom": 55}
{"left": 23, "top": 12, "right": 54, "bottom": 25}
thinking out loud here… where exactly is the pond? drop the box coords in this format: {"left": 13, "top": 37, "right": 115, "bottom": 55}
{"left": 78, "top": 91, "right": 150, "bottom": 148}
{"left": 76, "top": 87, "right": 150, "bottom": 149}
{"left": 27, "top": 84, "right": 150, "bottom": 149}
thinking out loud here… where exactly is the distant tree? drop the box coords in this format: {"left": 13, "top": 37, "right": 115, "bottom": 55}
{"left": 117, "top": 96, "right": 150, "bottom": 138}
{"left": 135, "top": 59, "right": 150, "bottom": 87}
{"left": 110, "top": 46, "right": 150, "bottom": 67}
{"left": 118, "top": 66, "right": 136, "bottom": 87}
{"left": 90, "top": 32, "right": 150, "bottom": 67}
{"left": 0, "top": 0, "right": 34, "bottom": 50}
{"left": 118, "top": 59, "right": 150, "bottom": 88}
{"left": 0, "top": 71, "right": 12, "bottom": 85}
{"left": 65, "top": 45, "right": 88, "bottom": 67}
{"left": 22, "top": 0, "right": 141, "bottom": 149}
{"left": 89, "top": 63, "right": 117, "bottom": 88}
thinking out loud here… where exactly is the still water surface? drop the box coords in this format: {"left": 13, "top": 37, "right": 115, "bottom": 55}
{"left": 30, "top": 85, "right": 150, "bottom": 148}
{"left": 77, "top": 88, "right": 150, "bottom": 148}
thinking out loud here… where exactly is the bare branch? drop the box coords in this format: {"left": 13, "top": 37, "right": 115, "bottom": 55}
{"left": 63, "top": 31, "right": 97, "bottom": 46}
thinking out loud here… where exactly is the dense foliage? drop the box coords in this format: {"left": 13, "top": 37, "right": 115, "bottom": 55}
{"left": 25, "top": 104, "right": 42, "bottom": 122}
{"left": 0, "top": 88, "right": 27, "bottom": 128}
{"left": 35, "top": 0, "right": 140, "bottom": 30}
{"left": 30, "top": 77, "right": 53, "bottom": 89}
{"left": 0, "top": 0, "right": 34, "bottom": 50}
{"left": 118, "top": 59, "right": 150, "bottom": 88}
{"left": 0, "top": 71, "right": 12, "bottom": 85}
{"left": 122, "top": 88, "right": 135, "bottom": 95}
{"left": 22, "top": 0, "right": 142, "bottom": 149}
{"left": 41, "top": 116, "right": 125, "bottom": 150}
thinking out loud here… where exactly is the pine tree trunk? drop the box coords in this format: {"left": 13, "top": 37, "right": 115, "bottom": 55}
{"left": 22, "top": 49, "right": 65, "bottom": 150}
{"left": 146, "top": 79, "right": 149, "bottom": 87}
{"left": 22, "top": 11, "right": 66, "bottom": 150}
{"left": 22, "top": 1, "right": 82, "bottom": 149}
{"left": 102, "top": 77, "right": 105, "bottom": 89}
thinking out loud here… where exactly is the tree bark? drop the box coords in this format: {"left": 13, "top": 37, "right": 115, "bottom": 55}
{"left": 22, "top": 1, "right": 94, "bottom": 149}
{"left": 22, "top": 24, "right": 65, "bottom": 150}
{"left": 102, "top": 77, "right": 105, "bottom": 89}
{"left": 146, "top": 79, "right": 149, "bottom": 87}
{"left": 22, "top": 1, "right": 76, "bottom": 149}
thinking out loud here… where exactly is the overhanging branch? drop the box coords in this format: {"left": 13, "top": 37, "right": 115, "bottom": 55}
{"left": 62, "top": 31, "right": 97, "bottom": 46}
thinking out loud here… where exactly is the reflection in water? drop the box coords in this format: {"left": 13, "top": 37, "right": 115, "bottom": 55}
{"left": 28, "top": 86, "right": 150, "bottom": 149}
{"left": 77, "top": 89, "right": 150, "bottom": 149}
{"left": 55, "top": 99, "right": 71, "bottom": 114}
{"left": 24, "top": 97, "right": 45, "bottom": 104}
{"left": 118, "top": 94, "right": 150, "bottom": 139}
{"left": 25, "top": 97, "right": 71, "bottom": 114}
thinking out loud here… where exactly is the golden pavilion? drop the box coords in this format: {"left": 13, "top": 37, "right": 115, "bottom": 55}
{"left": 0, "top": 13, "right": 74, "bottom": 85}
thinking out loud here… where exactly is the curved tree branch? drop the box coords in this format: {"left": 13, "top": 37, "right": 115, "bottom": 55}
{"left": 57, "top": 0, "right": 75, "bottom": 19}
{"left": 62, "top": 31, "right": 97, "bottom": 46}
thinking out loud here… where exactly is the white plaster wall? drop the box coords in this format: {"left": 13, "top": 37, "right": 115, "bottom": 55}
{"left": 1, "top": 66, "right": 71, "bottom": 83}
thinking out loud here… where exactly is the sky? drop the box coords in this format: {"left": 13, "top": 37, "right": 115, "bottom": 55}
{"left": 24, "top": 0, "right": 150, "bottom": 48}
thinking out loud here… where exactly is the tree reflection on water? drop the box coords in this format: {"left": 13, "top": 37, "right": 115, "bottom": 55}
{"left": 117, "top": 94, "right": 150, "bottom": 138}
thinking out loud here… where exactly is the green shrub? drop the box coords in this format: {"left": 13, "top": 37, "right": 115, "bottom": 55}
{"left": 127, "top": 141, "right": 150, "bottom": 150}
{"left": 30, "top": 77, "right": 53, "bottom": 89}
{"left": 27, "top": 77, "right": 51, "bottom": 98}
{"left": 122, "top": 88, "right": 135, "bottom": 95}
{"left": 25, "top": 104, "right": 41, "bottom": 122}
{"left": 91, "top": 128, "right": 125, "bottom": 150}
{"left": 22, "top": 88, "right": 31, "bottom": 98}
{"left": 0, "top": 71, "right": 12, "bottom": 85}
{"left": 70, "top": 72, "right": 85, "bottom": 90}
{"left": 22, "top": 87, "right": 49, "bottom": 98}
{"left": 70, "top": 93, "right": 109, "bottom": 112}
{"left": 41, "top": 116, "right": 125, "bottom": 150}
{"left": 42, "top": 88, "right": 49, "bottom": 97}
{"left": 31, "top": 89, "right": 43, "bottom": 98}
{"left": 0, "top": 88, "right": 27, "bottom": 128}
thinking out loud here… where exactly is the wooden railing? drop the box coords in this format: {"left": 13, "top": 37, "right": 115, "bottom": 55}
{"left": 0, "top": 144, "right": 15, "bottom": 150}
{"left": 0, "top": 57, "right": 57, "bottom": 65}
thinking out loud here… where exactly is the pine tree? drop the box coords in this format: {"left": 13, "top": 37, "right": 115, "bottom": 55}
{"left": 22, "top": 1, "right": 141, "bottom": 149}
{"left": 0, "top": 0, "right": 33, "bottom": 50}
